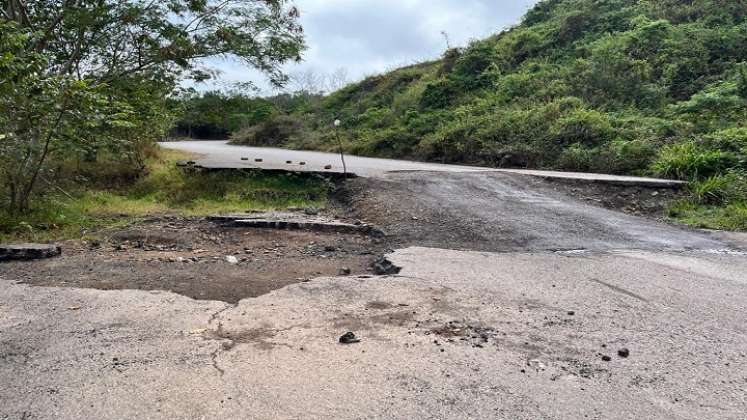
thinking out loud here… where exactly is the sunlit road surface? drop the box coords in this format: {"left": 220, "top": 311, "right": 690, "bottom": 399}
{"left": 160, "top": 140, "right": 685, "bottom": 187}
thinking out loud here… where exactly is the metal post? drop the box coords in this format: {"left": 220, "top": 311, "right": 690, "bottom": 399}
{"left": 334, "top": 119, "right": 347, "bottom": 176}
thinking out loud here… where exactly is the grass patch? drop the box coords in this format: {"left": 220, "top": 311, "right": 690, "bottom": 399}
{"left": 667, "top": 170, "right": 747, "bottom": 231}
{"left": 0, "top": 148, "right": 329, "bottom": 242}
{"left": 668, "top": 201, "right": 747, "bottom": 231}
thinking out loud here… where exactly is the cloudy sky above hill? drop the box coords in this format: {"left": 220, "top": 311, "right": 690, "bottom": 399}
{"left": 202, "top": 0, "right": 539, "bottom": 93}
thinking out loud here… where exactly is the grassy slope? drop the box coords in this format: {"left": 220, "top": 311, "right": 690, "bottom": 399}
{"left": 235, "top": 0, "right": 747, "bottom": 230}
{"left": 0, "top": 148, "right": 328, "bottom": 242}
{"left": 312, "top": 0, "right": 747, "bottom": 165}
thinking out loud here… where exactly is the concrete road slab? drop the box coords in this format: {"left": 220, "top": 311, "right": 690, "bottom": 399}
{"left": 2, "top": 247, "right": 745, "bottom": 419}
{"left": 159, "top": 141, "right": 685, "bottom": 187}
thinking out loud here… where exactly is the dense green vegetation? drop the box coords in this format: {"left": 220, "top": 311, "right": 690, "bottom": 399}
{"left": 0, "top": 148, "right": 328, "bottom": 242}
{"left": 0, "top": 0, "right": 311, "bottom": 240}
{"left": 171, "top": 89, "right": 325, "bottom": 140}
{"left": 3, "top": 0, "right": 746, "bottom": 235}
{"left": 1, "top": 0, "right": 304, "bottom": 216}
{"left": 232, "top": 0, "right": 747, "bottom": 230}
{"left": 172, "top": 91, "right": 278, "bottom": 139}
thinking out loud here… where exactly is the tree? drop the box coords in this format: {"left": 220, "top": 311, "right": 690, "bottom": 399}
{"left": 325, "top": 68, "right": 350, "bottom": 92}
{"left": 2, "top": 0, "right": 304, "bottom": 85}
{"left": 289, "top": 69, "right": 326, "bottom": 95}
{"left": 0, "top": 0, "right": 305, "bottom": 213}
{"left": 0, "top": 22, "right": 118, "bottom": 212}
{"left": 172, "top": 90, "right": 278, "bottom": 139}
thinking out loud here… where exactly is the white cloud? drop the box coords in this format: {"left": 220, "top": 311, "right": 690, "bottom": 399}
{"left": 197, "top": 0, "right": 539, "bottom": 93}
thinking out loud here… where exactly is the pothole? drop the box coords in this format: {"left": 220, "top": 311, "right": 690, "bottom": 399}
{"left": 3, "top": 217, "right": 391, "bottom": 303}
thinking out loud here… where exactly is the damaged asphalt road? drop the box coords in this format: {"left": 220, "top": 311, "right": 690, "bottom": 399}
{"left": 337, "top": 171, "right": 732, "bottom": 253}
{"left": 2, "top": 169, "right": 747, "bottom": 419}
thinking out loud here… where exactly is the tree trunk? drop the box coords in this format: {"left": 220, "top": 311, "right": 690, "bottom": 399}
{"left": 5, "top": 0, "right": 30, "bottom": 25}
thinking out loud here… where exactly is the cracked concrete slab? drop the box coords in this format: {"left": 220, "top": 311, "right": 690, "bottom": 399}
{"left": 160, "top": 141, "right": 685, "bottom": 187}
{"left": 2, "top": 247, "right": 746, "bottom": 419}
{"left": 208, "top": 213, "right": 384, "bottom": 237}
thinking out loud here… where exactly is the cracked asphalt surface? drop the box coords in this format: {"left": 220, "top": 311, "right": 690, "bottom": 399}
{"left": 2, "top": 150, "right": 747, "bottom": 419}
{"left": 339, "top": 171, "right": 730, "bottom": 252}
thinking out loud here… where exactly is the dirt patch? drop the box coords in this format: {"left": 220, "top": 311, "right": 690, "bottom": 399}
{"left": 542, "top": 178, "right": 685, "bottom": 217}
{"left": 430, "top": 321, "right": 498, "bottom": 348}
{"left": 0, "top": 172, "right": 702, "bottom": 304}
{"left": 2, "top": 217, "right": 387, "bottom": 303}
{"left": 366, "top": 301, "right": 395, "bottom": 310}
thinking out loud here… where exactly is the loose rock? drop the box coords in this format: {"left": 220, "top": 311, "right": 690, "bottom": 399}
{"left": 372, "top": 257, "right": 401, "bottom": 275}
{"left": 339, "top": 332, "right": 360, "bottom": 344}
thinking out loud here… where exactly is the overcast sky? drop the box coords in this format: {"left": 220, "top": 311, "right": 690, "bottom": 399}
{"left": 201, "top": 0, "right": 539, "bottom": 94}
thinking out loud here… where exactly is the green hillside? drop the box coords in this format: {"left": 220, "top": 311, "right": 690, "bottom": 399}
{"left": 232, "top": 0, "right": 747, "bottom": 229}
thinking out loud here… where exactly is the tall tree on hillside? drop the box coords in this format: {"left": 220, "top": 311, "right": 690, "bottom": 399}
{"left": 0, "top": 0, "right": 305, "bottom": 212}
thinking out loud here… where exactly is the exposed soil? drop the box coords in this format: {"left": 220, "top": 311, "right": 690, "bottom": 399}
{"left": 543, "top": 178, "right": 685, "bottom": 216}
{"left": 2, "top": 217, "right": 387, "bottom": 303}
{"left": 2, "top": 171, "right": 718, "bottom": 304}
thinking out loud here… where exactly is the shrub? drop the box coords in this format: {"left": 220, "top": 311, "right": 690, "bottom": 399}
{"left": 557, "top": 144, "right": 594, "bottom": 171}
{"left": 451, "top": 39, "right": 499, "bottom": 89}
{"left": 498, "top": 28, "right": 546, "bottom": 70}
{"left": 230, "top": 115, "right": 307, "bottom": 147}
{"left": 668, "top": 201, "right": 747, "bottom": 231}
{"left": 404, "top": 110, "right": 448, "bottom": 136}
{"left": 651, "top": 141, "right": 737, "bottom": 180}
{"left": 420, "top": 80, "right": 457, "bottom": 110}
{"left": 702, "top": 127, "right": 747, "bottom": 164}
{"left": 556, "top": 140, "right": 656, "bottom": 174}
{"left": 550, "top": 108, "right": 615, "bottom": 147}
{"left": 355, "top": 107, "right": 396, "bottom": 129}
{"left": 690, "top": 171, "right": 747, "bottom": 205}
{"left": 594, "top": 140, "right": 657, "bottom": 174}
{"left": 673, "top": 80, "right": 746, "bottom": 131}
{"left": 439, "top": 48, "right": 463, "bottom": 76}
{"left": 391, "top": 82, "right": 429, "bottom": 115}
{"left": 495, "top": 64, "right": 573, "bottom": 103}
{"left": 352, "top": 128, "right": 420, "bottom": 159}
{"left": 738, "top": 63, "right": 747, "bottom": 99}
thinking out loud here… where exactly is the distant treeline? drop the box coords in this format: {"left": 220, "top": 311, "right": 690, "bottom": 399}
{"left": 171, "top": 92, "right": 275, "bottom": 139}
{"left": 171, "top": 90, "right": 325, "bottom": 140}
